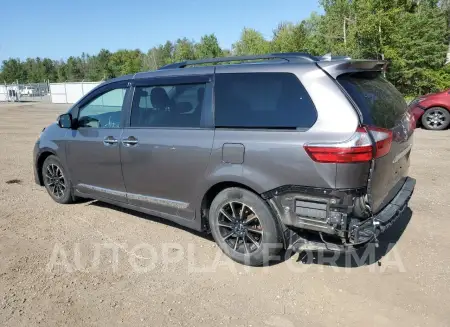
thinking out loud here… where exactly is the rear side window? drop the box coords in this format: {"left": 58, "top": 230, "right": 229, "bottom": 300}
{"left": 338, "top": 72, "right": 407, "bottom": 128}
{"left": 130, "top": 83, "right": 206, "bottom": 128}
{"left": 214, "top": 73, "right": 317, "bottom": 129}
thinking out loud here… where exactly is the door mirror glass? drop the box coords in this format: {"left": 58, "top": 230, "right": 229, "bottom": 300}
{"left": 58, "top": 113, "right": 72, "bottom": 129}
{"left": 78, "top": 116, "right": 100, "bottom": 128}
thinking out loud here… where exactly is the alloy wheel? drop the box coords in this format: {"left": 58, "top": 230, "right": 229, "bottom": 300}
{"left": 425, "top": 109, "right": 447, "bottom": 129}
{"left": 44, "top": 164, "right": 66, "bottom": 199}
{"left": 217, "top": 201, "right": 263, "bottom": 254}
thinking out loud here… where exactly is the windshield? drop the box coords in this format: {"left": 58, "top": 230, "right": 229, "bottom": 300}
{"left": 338, "top": 72, "right": 407, "bottom": 129}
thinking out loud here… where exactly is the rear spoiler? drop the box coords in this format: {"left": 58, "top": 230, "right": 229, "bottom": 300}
{"left": 317, "top": 60, "right": 387, "bottom": 79}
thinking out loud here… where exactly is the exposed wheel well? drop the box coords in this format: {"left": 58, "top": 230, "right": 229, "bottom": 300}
{"left": 36, "top": 152, "right": 54, "bottom": 185}
{"left": 200, "top": 182, "right": 258, "bottom": 231}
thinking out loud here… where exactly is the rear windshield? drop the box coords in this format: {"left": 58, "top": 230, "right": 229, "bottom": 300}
{"left": 338, "top": 72, "right": 407, "bottom": 128}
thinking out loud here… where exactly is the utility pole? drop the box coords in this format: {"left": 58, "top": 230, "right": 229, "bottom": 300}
{"left": 343, "top": 17, "right": 356, "bottom": 50}
{"left": 378, "top": 20, "right": 387, "bottom": 77}
{"left": 151, "top": 51, "right": 157, "bottom": 70}
{"left": 344, "top": 19, "right": 347, "bottom": 48}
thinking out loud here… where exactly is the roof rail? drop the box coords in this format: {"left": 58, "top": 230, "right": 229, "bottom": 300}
{"left": 270, "top": 52, "right": 318, "bottom": 61}
{"left": 158, "top": 52, "right": 317, "bottom": 70}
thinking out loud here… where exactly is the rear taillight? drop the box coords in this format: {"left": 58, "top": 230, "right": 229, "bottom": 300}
{"left": 304, "top": 126, "right": 393, "bottom": 163}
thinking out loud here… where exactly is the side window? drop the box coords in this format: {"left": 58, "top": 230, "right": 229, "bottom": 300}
{"left": 78, "top": 88, "right": 127, "bottom": 128}
{"left": 214, "top": 73, "right": 317, "bottom": 129}
{"left": 130, "top": 83, "right": 206, "bottom": 128}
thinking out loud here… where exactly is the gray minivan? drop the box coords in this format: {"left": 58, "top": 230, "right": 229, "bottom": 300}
{"left": 34, "top": 53, "right": 415, "bottom": 266}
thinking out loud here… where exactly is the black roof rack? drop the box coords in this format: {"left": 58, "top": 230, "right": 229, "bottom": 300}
{"left": 159, "top": 52, "right": 319, "bottom": 70}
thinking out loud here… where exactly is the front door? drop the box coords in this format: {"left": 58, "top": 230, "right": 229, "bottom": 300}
{"left": 66, "top": 82, "right": 130, "bottom": 202}
{"left": 120, "top": 75, "right": 214, "bottom": 219}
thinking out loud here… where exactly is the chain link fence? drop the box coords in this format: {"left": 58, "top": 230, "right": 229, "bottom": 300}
{"left": 0, "top": 82, "right": 50, "bottom": 102}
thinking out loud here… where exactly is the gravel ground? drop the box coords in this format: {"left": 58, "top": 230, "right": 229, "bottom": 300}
{"left": 0, "top": 101, "right": 449, "bottom": 327}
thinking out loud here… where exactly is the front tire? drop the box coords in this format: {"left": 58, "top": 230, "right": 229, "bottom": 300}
{"left": 209, "top": 187, "right": 284, "bottom": 266}
{"left": 42, "top": 155, "right": 74, "bottom": 204}
{"left": 421, "top": 107, "right": 450, "bottom": 130}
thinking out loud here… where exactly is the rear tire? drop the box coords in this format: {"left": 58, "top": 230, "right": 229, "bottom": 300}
{"left": 208, "top": 187, "right": 284, "bottom": 266}
{"left": 421, "top": 107, "right": 450, "bottom": 130}
{"left": 42, "top": 155, "right": 74, "bottom": 204}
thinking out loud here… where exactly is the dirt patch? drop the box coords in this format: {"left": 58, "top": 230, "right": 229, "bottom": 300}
{"left": 5, "top": 179, "right": 22, "bottom": 185}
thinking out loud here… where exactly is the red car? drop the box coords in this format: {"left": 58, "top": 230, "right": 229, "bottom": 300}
{"left": 409, "top": 89, "right": 450, "bottom": 130}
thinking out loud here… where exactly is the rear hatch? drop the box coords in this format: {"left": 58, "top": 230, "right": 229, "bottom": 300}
{"left": 336, "top": 71, "right": 413, "bottom": 213}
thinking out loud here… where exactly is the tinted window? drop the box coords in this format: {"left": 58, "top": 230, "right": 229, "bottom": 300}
{"left": 214, "top": 73, "right": 317, "bottom": 129}
{"left": 338, "top": 72, "right": 407, "bottom": 128}
{"left": 78, "top": 88, "right": 126, "bottom": 128}
{"left": 130, "top": 83, "right": 206, "bottom": 128}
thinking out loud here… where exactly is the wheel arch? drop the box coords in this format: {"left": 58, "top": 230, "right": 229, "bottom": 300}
{"left": 423, "top": 104, "right": 450, "bottom": 111}
{"left": 198, "top": 180, "right": 287, "bottom": 244}
{"left": 36, "top": 150, "right": 57, "bottom": 186}
{"left": 200, "top": 181, "right": 288, "bottom": 255}
{"left": 199, "top": 181, "right": 261, "bottom": 231}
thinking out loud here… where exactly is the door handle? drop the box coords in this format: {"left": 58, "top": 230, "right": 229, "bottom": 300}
{"left": 103, "top": 136, "right": 118, "bottom": 146}
{"left": 122, "top": 136, "right": 138, "bottom": 146}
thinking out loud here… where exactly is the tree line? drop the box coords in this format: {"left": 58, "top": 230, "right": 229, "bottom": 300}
{"left": 1, "top": 0, "right": 449, "bottom": 96}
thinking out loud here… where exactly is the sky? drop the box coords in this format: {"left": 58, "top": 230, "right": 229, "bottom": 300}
{"left": 0, "top": 0, "right": 322, "bottom": 62}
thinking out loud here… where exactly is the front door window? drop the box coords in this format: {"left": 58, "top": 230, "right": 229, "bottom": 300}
{"left": 78, "top": 88, "right": 127, "bottom": 128}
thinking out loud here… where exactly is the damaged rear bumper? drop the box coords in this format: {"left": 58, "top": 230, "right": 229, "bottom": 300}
{"left": 265, "top": 177, "right": 416, "bottom": 252}
{"left": 351, "top": 177, "right": 415, "bottom": 246}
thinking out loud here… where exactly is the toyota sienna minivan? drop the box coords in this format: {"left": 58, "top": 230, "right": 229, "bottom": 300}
{"left": 34, "top": 53, "right": 416, "bottom": 266}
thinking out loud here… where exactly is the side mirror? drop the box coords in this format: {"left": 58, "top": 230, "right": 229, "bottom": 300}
{"left": 58, "top": 113, "right": 73, "bottom": 129}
